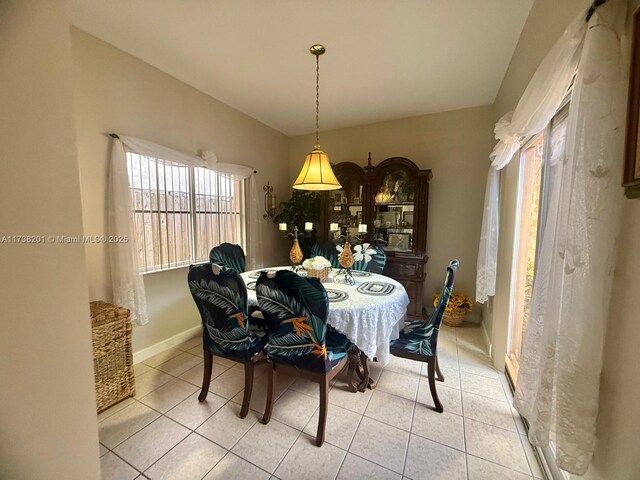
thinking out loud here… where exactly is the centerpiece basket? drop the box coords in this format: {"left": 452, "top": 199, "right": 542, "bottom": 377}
{"left": 302, "top": 256, "right": 332, "bottom": 283}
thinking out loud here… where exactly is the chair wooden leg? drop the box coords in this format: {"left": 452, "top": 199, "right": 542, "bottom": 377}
{"left": 199, "top": 349, "right": 213, "bottom": 402}
{"left": 316, "top": 377, "right": 329, "bottom": 447}
{"left": 435, "top": 356, "right": 444, "bottom": 382}
{"left": 239, "top": 361, "right": 254, "bottom": 419}
{"left": 427, "top": 357, "right": 443, "bottom": 413}
{"left": 262, "top": 365, "right": 276, "bottom": 424}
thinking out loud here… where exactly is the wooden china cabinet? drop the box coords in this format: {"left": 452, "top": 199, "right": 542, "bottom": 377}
{"left": 320, "top": 154, "right": 432, "bottom": 320}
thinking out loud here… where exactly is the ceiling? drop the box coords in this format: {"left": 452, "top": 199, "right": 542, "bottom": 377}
{"left": 72, "top": 0, "right": 533, "bottom": 137}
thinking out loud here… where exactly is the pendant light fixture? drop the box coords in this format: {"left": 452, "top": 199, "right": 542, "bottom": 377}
{"left": 292, "top": 44, "right": 342, "bottom": 191}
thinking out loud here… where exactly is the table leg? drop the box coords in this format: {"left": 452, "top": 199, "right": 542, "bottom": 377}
{"left": 347, "top": 348, "right": 377, "bottom": 392}
{"left": 346, "top": 350, "right": 361, "bottom": 393}
{"left": 356, "top": 350, "right": 376, "bottom": 391}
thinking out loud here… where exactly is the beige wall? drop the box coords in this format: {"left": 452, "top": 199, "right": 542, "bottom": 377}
{"left": 289, "top": 106, "right": 495, "bottom": 320}
{"left": 489, "top": 0, "right": 640, "bottom": 478}
{"left": 71, "top": 30, "right": 290, "bottom": 352}
{"left": 0, "top": 1, "right": 100, "bottom": 479}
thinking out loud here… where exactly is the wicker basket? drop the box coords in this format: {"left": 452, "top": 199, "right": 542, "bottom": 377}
{"left": 307, "top": 267, "right": 329, "bottom": 282}
{"left": 442, "top": 308, "right": 467, "bottom": 327}
{"left": 90, "top": 301, "right": 135, "bottom": 412}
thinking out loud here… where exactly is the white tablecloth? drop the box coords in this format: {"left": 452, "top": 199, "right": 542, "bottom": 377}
{"left": 240, "top": 267, "right": 410, "bottom": 366}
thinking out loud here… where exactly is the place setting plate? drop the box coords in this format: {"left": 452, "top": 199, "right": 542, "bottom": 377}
{"left": 246, "top": 281, "right": 257, "bottom": 291}
{"left": 351, "top": 271, "right": 371, "bottom": 277}
{"left": 326, "top": 289, "right": 349, "bottom": 302}
{"left": 356, "top": 281, "right": 395, "bottom": 296}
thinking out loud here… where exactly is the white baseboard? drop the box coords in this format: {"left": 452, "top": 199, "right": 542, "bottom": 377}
{"left": 481, "top": 320, "right": 492, "bottom": 358}
{"left": 133, "top": 325, "right": 202, "bottom": 365}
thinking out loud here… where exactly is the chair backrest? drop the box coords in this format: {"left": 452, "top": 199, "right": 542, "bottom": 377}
{"left": 310, "top": 241, "right": 340, "bottom": 268}
{"left": 256, "top": 270, "right": 333, "bottom": 372}
{"left": 428, "top": 259, "right": 459, "bottom": 351}
{"left": 352, "top": 245, "right": 386, "bottom": 274}
{"left": 209, "top": 243, "right": 246, "bottom": 273}
{"left": 188, "top": 263, "right": 255, "bottom": 357}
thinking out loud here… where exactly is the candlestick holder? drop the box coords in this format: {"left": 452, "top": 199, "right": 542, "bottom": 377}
{"left": 329, "top": 229, "right": 366, "bottom": 245}
{"left": 333, "top": 241, "right": 355, "bottom": 285}
{"left": 282, "top": 225, "right": 312, "bottom": 271}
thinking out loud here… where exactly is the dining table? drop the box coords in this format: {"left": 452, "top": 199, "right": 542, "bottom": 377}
{"left": 240, "top": 266, "right": 410, "bottom": 391}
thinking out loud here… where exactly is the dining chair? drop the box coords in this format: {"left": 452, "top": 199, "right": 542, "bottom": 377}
{"left": 187, "top": 263, "right": 266, "bottom": 418}
{"left": 312, "top": 241, "right": 386, "bottom": 274}
{"left": 256, "top": 270, "right": 351, "bottom": 446}
{"left": 310, "top": 241, "right": 341, "bottom": 268}
{"left": 209, "top": 243, "right": 246, "bottom": 273}
{"left": 352, "top": 245, "right": 386, "bottom": 274}
{"left": 389, "top": 259, "right": 458, "bottom": 412}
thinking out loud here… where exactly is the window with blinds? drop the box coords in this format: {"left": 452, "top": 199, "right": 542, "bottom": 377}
{"left": 126, "top": 152, "right": 244, "bottom": 272}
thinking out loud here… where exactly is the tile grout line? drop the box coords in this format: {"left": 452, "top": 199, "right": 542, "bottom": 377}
{"left": 335, "top": 369, "right": 377, "bottom": 478}
{"left": 104, "top": 327, "right": 527, "bottom": 480}
{"left": 401, "top": 375, "right": 419, "bottom": 478}
{"left": 455, "top": 328, "right": 471, "bottom": 480}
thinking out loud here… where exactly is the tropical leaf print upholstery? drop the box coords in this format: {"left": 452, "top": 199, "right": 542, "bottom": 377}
{"left": 188, "top": 264, "right": 265, "bottom": 359}
{"left": 312, "top": 241, "right": 386, "bottom": 273}
{"left": 353, "top": 245, "right": 386, "bottom": 273}
{"left": 310, "top": 241, "right": 341, "bottom": 268}
{"left": 209, "top": 243, "right": 246, "bottom": 273}
{"left": 256, "top": 270, "right": 351, "bottom": 372}
{"left": 390, "top": 260, "right": 458, "bottom": 357}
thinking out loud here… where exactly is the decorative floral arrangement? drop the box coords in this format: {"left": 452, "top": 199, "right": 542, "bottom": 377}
{"left": 302, "top": 256, "right": 332, "bottom": 270}
{"left": 434, "top": 291, "right": 473, "bottom": 313}
{"left": 336, "top": 243, "right": 377, "bottom": 263}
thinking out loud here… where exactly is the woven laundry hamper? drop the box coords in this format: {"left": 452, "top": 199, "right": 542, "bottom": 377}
{"left": 90, "top": 301, "right": 135, "bottom": 412}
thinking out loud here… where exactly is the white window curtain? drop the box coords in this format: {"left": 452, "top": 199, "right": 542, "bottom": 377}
{"left": 108, "top": 135, "right": 263, "bottom": 325}
{"left": 514, "top": 1, "right": 626, "bottom": 474}
{"left": 109, "top": 138, "right": 149, "bottom": 325}
{"left": 476, "top": 12, "right": 588, "bottom": 303}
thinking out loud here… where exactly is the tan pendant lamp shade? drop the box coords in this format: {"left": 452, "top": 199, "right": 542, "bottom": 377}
{"left": 292, "top": 144, "right": 341, "bottom": 190}
{"left": 292, "top": 44, "right": 341, "bottom": 191}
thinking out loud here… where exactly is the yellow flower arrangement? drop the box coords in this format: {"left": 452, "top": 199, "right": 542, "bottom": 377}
{"left": 433, "top": 291, "right": 472, "bottom": 327}
{"left": 433, "top": 292, "right": 473, "bottom": 313}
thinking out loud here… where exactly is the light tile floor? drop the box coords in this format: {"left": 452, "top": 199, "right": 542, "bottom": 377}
{"left": 98, "top": 325, "right": 544, "bottom": 480}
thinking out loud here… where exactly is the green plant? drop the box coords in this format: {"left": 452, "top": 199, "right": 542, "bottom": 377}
{"left": 273, "top": 190, "right": 321, "bottom": 258}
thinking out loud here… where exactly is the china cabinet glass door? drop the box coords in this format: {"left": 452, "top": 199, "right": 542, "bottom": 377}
{"left": 372, "top": 165, "right": 417, "bottom": 253}
{"left": 328, "top": 163, "right": 365, "bottom": 241}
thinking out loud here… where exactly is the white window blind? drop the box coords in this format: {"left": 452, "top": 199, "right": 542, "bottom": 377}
{"left": 126, "top": 152, "right": 244, "bottom": 272}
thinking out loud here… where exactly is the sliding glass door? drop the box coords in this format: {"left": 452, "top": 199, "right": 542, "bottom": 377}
{"left": 506, "top": 135, "right": 545, "bottom": 381}
{"left": 506, "top": 105, "right": 569, "bottom": 385}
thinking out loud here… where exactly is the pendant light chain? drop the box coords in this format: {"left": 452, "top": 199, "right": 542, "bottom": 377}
{"left": 315, "top": 53, "right": 320, "bottom": 146}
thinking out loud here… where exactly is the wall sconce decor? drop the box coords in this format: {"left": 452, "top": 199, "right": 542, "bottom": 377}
{"left": 263, "top": 182, "right": 276, "bottom": 220}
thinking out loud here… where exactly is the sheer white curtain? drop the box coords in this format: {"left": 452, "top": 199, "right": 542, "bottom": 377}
{"left": 514, "top": 1, "right": 626, "bottom": 474}
{"left": 476, "top": 13, "right": 588, "bottom": 303}
{"left": 108, "top": 138, "right": 149, "bottom": 325}
{"left": 475, "top": 167, "right": 500, "bottom": 303}
{"left": 108, "top": 136, "right": 261, "bottom": 324}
